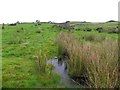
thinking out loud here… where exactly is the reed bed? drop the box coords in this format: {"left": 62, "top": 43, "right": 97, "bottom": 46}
{"left": 57, "top": 32, "right": 119, "bottom": 88}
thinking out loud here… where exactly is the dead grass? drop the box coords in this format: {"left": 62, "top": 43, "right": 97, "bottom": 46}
{"left": 57, "top": 32, "right": 118, "bottom": 88}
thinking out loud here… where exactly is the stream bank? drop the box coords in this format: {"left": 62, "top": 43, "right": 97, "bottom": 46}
{"left": 47, "top": 57, "right": 84, "bottom": 88}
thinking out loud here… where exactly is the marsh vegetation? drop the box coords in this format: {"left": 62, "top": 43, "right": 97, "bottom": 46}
{"left": 2, "top": 21, "right": 119, "bottom": 88}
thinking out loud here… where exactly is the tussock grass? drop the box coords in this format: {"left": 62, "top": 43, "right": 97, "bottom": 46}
{"left": 57, "top": 32, "right": 118, "bottom": 88}
{"left": 34, "top": 50, "right": 55, "bottom": 75}
{"left": 34, "top": 50, "right": 47, "bottom": 73}
{"left": 84, "top": 40, "right": 118, "bottom": 88}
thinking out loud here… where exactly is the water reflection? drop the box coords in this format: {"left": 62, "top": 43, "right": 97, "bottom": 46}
{"left": 58, "top": 60, "right": 63, "bottom": 66}
{"left": 47, "top": 57, "right": 80, "bottom": 88}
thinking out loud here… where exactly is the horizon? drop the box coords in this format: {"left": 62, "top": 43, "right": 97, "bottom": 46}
{"left": 0, "top": 20, "right": 118, "bottom": 24}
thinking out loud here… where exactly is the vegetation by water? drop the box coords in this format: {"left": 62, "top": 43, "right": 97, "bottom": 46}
{"left": 2, "top": 21, "right": 119, "bottom": 88}
{"left": 57, "top": 32, "right": 118, "bottom": 88}
{"left": 2, "top": 23, "right": 62, "bottom": 88}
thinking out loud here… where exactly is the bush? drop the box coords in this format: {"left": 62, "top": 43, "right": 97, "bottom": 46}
{"left": 84, "top": 28, "right": 92, "bottom": 32}
{"left": 83, "top": 34, "right": 106, "bottom": 42}
{"left": 108, "top": 28, "right": 118, "bottom": 34}
{"left": 36, "top": 30, "right": 41, "bottom": 33}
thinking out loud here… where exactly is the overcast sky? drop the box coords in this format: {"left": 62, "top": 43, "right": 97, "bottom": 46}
{"left": 0, "top": 0, "right": 119, "bottom": 23}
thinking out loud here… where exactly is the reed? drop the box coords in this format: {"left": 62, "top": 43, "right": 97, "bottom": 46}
{"left": 57, "top": 32, "right": 118, "bottom": 88}
{"left": 84, "top": 40, "right": 118, "bottom": 88}
{"left": 35, "top": 50, "right": 47, "bottom": 73}
{"left": 57, "top": 32, "right": 87, "bottom": 77}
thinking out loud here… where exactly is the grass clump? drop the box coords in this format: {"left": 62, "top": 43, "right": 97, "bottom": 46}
{"left": 57, "top": 32, "right": 119, "bottom": 88}
{"left": 57, "top": 32, "right": 86, "bottom": 77}
{"left": 34, "top": 50, "right": 47, "bottom": 74}
{"left": 84, "top": 40, "right": 118, "bottom": 88}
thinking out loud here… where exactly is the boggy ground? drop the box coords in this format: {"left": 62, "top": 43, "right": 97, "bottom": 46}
{"left": 2, "top": 22, "right": 118, "bottom": 88}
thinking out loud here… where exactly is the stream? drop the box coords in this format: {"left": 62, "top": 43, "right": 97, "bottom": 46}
{"left": 47, "top": 57, "right": 81, "bottom": 88}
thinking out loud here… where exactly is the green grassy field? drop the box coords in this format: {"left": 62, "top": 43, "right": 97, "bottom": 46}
{"left": 2, "top": 23, "right": 63, "bottom": 88}
{"left": 2, "top": 22, "right": 118, "bottom": 88}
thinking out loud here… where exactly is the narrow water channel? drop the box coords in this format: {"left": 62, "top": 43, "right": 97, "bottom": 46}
{"left": 47, "top": 57, "right": 81, "bottom": 88}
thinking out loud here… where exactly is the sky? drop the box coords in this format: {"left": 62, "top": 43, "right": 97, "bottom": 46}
{"left": 0, "top": 0, "right": 119, "bottom": 23}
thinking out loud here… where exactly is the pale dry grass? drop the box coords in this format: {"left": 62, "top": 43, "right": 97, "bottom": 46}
{"left": 57, "top": 32, "right": 118, "bottom": 88}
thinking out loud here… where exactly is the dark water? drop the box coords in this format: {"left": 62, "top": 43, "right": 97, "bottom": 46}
{"left": 47, "top": 58, "right": 80, "bottom": 88}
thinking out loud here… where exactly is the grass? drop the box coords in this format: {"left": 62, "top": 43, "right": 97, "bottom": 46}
{"left": 73, "top": 22, "right": 118, "bottom": 32}
{"left": 57, "top": 32, "right": 118, "bottom": 88}
{"left": 34, "top": 50, "right": 47, "bottom": 74}
{"left": 2, "top": 23, "right": 62, "bottom": 88}
{"left": 3, "top": 57, "right": 61, "bottom": 88}
{"left": 84, "top": 40, "right": 118, "bottom": 88}
{"left": 0, "top": 24, "right": 2, "bottom": 88}
{"left": 2, "top": 57, "right": 39, "bottom": 88}
{"left": 2, "top": 23, "right": 58, "bottom": 58}
{"left": 2, "top": 22, "right": 119, "bottom": 88}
